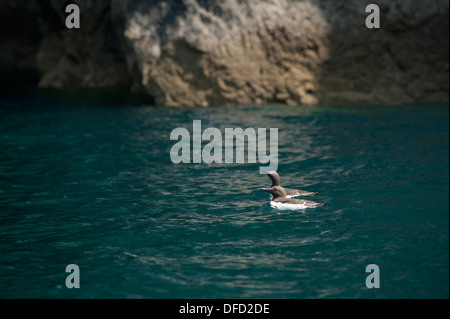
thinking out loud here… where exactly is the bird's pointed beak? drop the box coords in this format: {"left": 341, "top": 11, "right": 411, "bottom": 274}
{"left": 259, "top": 188, "right": 270, "bottom": 192}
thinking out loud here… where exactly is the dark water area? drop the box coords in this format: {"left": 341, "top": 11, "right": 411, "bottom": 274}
{"left": 0, "top": 90, "right": 448, "bottom": 298}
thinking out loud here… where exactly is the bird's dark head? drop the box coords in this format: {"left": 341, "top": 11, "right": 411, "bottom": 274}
{"left": 260, "top": 185, "right": 286, "bottom": 199}
{"left": 263, "top": 170, "right": 280, "bottom": 187}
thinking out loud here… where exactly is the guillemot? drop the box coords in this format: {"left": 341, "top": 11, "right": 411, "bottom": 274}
{"left": 264, "top": 171, "right": 317, "bottom": 197}
{"left": 260, "top": 186, "right": 325, "bottom": 210}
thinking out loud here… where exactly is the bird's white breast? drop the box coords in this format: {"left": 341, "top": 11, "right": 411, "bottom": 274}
{"left": 270, "top": 201, "right": 309, "bottom": 210}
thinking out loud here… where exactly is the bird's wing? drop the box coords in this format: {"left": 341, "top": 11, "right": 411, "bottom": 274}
{"left": 280, "top": 198, "right": 323, "bottom": 207}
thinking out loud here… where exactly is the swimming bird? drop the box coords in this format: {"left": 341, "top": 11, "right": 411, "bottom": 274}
{"left": 264, "top": 170, "right": 317, "bottom": 197}
{"left": 260, "top": 186, "right": 325, "bottom": 210}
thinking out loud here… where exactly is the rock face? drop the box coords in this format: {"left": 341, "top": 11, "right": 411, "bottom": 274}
{"left": 0, "top": 0, "right": 448, "bottom": 106}
{"left": 123, "top": 0, "right": 330, "bottom": 106}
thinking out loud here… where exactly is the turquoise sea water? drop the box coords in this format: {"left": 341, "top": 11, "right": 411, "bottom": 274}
{"left": 0, "top": 91, "right": 448, "bottom": 298}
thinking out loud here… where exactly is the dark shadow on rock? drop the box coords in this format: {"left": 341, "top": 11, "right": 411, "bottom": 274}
{"left": 0, "top": 0, "right": 42, "bottom": 86}
{"left": 316, "top": 0, "right": 449, "bottom": 106}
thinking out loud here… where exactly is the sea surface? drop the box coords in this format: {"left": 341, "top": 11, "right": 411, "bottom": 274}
{"left": 0, "top": 90, "right": 448, "bottom": 298}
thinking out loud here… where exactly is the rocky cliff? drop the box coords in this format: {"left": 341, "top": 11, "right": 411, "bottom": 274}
{"left": 0, "top": 0, "right": 448, "bottom": 106}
